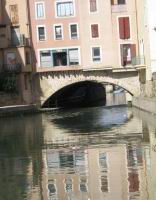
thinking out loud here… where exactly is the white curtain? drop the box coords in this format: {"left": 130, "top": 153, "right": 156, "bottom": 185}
{"left": 57, "top": 2, "right": 74, "bottom": 17}
{"left": 37, "top": 3, "right": 44, "bottom": 18}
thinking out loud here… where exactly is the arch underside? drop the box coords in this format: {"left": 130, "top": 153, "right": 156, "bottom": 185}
{"left": 39, "top": 71, "right": 140, "bottom": 106}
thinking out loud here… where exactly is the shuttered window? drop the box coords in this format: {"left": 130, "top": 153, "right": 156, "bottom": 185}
{"left": 119, "top": 17, "right": 130, "bottom": 39}
{"left": 111, "top": 0, "right": 125, "bottom": 5}
{"left": 90, "top": 0, "right": 97, "bottom": 12}
{"left": 36, "top": 2, "right": 45, "bottom": 19}
{"left": 91, "top": 24, "right": 99, "bottom": 38}
{"left": 10, "top": 5, "right": 19, "bottom": 24}
{"left": 69, "top": 49, "right": 79, "bottom": 65}
{"left": 120, "top": 44, "right": 136, "bottom": 66}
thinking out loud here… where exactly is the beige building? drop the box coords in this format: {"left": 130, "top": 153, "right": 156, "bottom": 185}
{"left": 0, "top": 0, "right": 33, "bottom": 105}
{"left": 28, "top": 0, "right": 139, "bottom": 72}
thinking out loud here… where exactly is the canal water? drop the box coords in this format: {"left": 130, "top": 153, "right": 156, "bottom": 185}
{"left": 0, "top": 104, "right": 156, "bottom": 200}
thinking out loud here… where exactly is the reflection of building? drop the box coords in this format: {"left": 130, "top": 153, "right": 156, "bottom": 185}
{"left": 0, "top": 0, "right": 33, "bottom": 105}
{"left": 41, "top": 144, "right": 147, "bottom": 200}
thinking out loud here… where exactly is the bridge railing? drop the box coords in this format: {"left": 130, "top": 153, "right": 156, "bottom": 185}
{"left": 131, "top": 56, "right": 145, "bottom": 66}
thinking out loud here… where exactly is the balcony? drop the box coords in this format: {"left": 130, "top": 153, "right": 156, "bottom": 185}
{"left": 1, "top": 64, "right": 22, "bottom": 73}
{"left": 131, "top": 56, "right": 145, "bottom": 66}
{"left": 10, "top": 34, "right": 30, "bottom": 47}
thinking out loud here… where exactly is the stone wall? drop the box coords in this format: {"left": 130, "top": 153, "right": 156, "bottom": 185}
{"left": 140, "top": 80, "right": 156, "bottom": 98}
{"left": 0, "top": 92, "right": 22, "bottom": 106}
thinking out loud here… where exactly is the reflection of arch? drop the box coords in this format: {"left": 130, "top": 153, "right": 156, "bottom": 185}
{"left": 38, "top": 70, "right": 140, "bottom": 106}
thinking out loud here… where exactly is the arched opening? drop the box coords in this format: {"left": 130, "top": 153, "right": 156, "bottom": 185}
{"left": 103, "top": 83, "right": 133, "bottom": 107}
{"left": 42, "top": 81, "right": 106, "bottom": 108}
{"left": 42, "top": 80, "right": 133, "bottom": 108}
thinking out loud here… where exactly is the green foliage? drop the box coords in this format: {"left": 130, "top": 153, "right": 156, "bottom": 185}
{"left": 0, "top": 74, "right": 18, "bottom": 93}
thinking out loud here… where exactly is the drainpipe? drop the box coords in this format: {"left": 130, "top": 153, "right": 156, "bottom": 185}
{"left": 135, "top": 0, "right": 140, "bottom": 57}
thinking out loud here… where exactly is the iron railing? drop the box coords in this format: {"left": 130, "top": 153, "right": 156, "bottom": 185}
{"left": 131, "top": 56, "right": 145, "bottom": 66}
{"left": 10, "top": 34, "right": 30, "bottom": 47}
{"left": 1, "top": 64, "right": 22, "bottom": 73}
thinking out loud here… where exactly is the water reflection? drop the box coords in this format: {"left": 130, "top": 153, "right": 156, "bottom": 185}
{"left": 0, "top": 106, "right": 156, "bottom": 199}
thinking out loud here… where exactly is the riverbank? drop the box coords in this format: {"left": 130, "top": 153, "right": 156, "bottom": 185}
{"left": 132, "top": 96, "right": 156, "bottom": 115}
{"left": 0, "top": 104, "right": 39, "bottom": 117}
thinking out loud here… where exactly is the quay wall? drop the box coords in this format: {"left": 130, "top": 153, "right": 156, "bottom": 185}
{"left": 132, "top": 79, "right": 156, "bottom": 114}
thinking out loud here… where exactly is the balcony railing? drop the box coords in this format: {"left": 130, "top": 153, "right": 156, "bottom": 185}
{"left": 1, "top": 64, "right": 22, "bottom": 73}
{"left": 131, "top": 56, "right": 145, "bottom": 66}
{"left": 10, "top": 34, "right": 30, "bottom": 47}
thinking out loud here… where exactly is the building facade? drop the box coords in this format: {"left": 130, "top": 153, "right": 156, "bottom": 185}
{"left": 28, "top": 0, "right": 139, "bottom": 72}
{"left": 0, "top": 0, "right": 33, "bottom": 105}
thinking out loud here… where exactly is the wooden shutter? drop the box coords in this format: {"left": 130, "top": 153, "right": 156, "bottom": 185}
{"left": 10, "top": 5, "right": 19, "bottom": 24}
{"left": 119, "top": 17, "right": 130, "bottom": 39}
{"left": 120, "top": 44, "right": 124, "bottom": 66}
{"left": 91, "top": 24, "right": 99, "bottom": 38}
{"left": 119, "top": 18, "right": 125, "bottom": 39}
{"left": 90, "top": 0, "right": 97, "bottom": 12}
{"left": 130, "top": 44, "right": 136, "bottom": 60}
{"left": 124, "top": 17, "right": 130, "bottom": 39}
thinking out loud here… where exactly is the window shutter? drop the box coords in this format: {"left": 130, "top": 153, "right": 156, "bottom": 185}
{"left": 119, "top": 18, "right": 125, "bottom": 39}
{"left": 90, "top": 0, "right": 97, "bottom": 12}
{"left": 119, "top": 17, "right": 130, "bottom": 39}
{"left": 124, "top": 17, "right": 130, "bottom": 39}
{"left": 130, "top": 44, "right": 136, "bottom": 59}
{"left": 120, "top": 44, "right": 124, "bottom": 66}
{"left": 91, "top": 24, "right": 99, "bottom": 38}
{"left": 10, "top": 5, "right": 19, "bottom": 24}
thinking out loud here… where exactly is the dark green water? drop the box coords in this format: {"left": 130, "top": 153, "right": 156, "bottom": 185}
{"left": 0, "top": 106, "right": 156, "bottom": 200}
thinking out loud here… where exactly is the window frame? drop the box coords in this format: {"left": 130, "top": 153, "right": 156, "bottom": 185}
{"left": 91, "top": 46, "right": 102, "bottom": 63}
{"left": 69, "top": 23, "right": 79, "bottom": 39}
{"left": 89, "top": 0, "right": 98, "bottom": 13}
{"left": 117, "top": 15, "right": 131, "bottom": 41}
{"left": 90, "top": 23, "right": 99, "bottom": 39}
{"left": 38, "top": 47, "right": 81, "bottom": 67}
{"left": 37, "top": 25, "right": 46, "bottom": 42}
{"left": 53, "top": 24, "right": 63, "bottom": 40}
{"left": 55, "top": 0, "right": 76, "bottom": 18}
{"left": 111, "top": 0, "right": 126, "bottom": 5}
{"left": 35, "top": 1, "right": 45, "bottom": 19}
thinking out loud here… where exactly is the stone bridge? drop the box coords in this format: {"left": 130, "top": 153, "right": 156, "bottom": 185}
{"left": 35, "top": 68, "right": 141, "bottom": 106}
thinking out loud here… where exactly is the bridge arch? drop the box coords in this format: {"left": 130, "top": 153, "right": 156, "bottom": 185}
{"left": 38, "top": 70, "right": 140, "bottom": 106}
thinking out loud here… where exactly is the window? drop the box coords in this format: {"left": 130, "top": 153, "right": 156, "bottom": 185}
{"left": 54, "top": 25, "right": 63, "bottom": 40}
{"left": 35, "top": 2, "right": 45, "bottom": 19}
{"left": 118, "top": 17, "right": 130, "bottom": 39}
{"left": 11, "top": 26, "right": 20, "bottom": 46}
{"left": 39, "top": 48, "right": 80, "bottom": 67}
{"left": 64, "top": 178, "right": 73, "bottom": 193}
{"left": 111, "top": 0, "right": 125, "bottom": 5}
{"left": 92, "top": 47, "right": 101, "bottom": 62}
{"left": 40, "top": 51, "right": 52, "bottom": 67}
{"left": 70, "top": 24, "right": 78, "bottom": 39}
{"left": 25, "top": 51, "right": 31, "bottom": 65}
{"left": 10, "top": 4, "right": 19, "bottom": 24}
{"left": 80, "top": 177, "right": 88, "bottom": 192}
{"left": 90, "top": 0, "right": 97, "bottom": 12}
{"left": 69, "top": 49, "right": 79, "bottom": 65}
{"left": 56, "top": 1, "right": 74, "bottom": 17}
{"left": 120, "top": 44, "right": 136, "bottom": 66}
{"left": 91, "top": 24, "right": 99, "bottom": 38}
{"left": 37, "top": 26, "right": 46, "bottom": 41}
{"left": 6, "top": 52, "right": 16, "bottom": 65}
